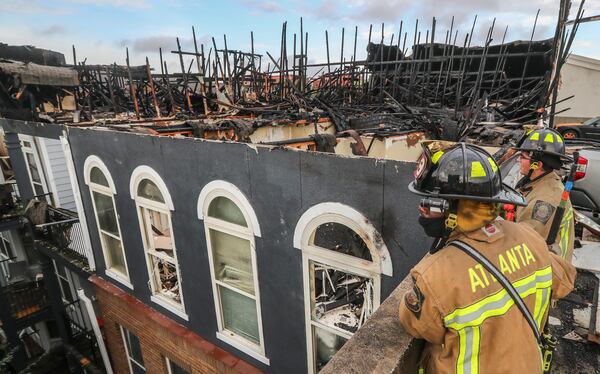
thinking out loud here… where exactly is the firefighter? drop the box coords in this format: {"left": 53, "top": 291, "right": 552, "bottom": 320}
{"left": 400, "top": 142, "right": 576, "bottom": 374}
{"left": 515, "top": 128, "right": 575, "bottom": 261}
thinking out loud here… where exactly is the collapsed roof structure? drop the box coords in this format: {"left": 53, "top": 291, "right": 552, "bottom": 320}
{"left": 0, "top": 0, "right": 586, "bottom": 155}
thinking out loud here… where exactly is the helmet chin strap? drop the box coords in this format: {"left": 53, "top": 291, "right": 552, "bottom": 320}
{"left": 516, "top": 159, "right": 551, "bottom": 189}
{"left": 430, "top": 200, "right": 458, "bottom": 254}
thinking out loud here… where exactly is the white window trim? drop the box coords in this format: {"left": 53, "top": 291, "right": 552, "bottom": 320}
{"left": 197, "top": 180, "right": 261, "bottom": 237}
{"left": 198, "top": 180, "right": 268, "bottom": 363}
{"left": 165, "top": 356, "right": 190, "bottom": 374}
{"left": 84, "top": 156, "right": 131, "bottom": 287}
{"left": 120, "top": 326, "right": 146, "bottom": 373}
{"left": 130, "top": 166, "right": 186, "bottom": 317}
{"left": 0, "top": 231, "right": 14, "bottom": 281}
{"left": 129, "top": 165, "right": 174, "bottom": 210}
{"left": 294, "top": 202, "right": 388, "bottom": 374}
{"left": 35, "top": 138, "right": 63, "bottom": 207}
{"left": 53, "top": 259, "right": 76, "bottom": 303}
{"left": 19, "top": 135, "right": 51, "bottom": 202}
{"left": 294, "top": 202, "right": 392, "bottom": 276}
{"left": 84, "top": 155, "right": 117, "bottom": 194}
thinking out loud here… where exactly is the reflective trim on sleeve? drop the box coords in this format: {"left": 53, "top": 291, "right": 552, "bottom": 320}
{"left": 558, "top": 208, "right": 573, "bottom": 259}
{"left": 533, "top": 287, "right": 551, "bottom": 329}
{"left": 457, "top": 326, "right": 481, "bottom": 374}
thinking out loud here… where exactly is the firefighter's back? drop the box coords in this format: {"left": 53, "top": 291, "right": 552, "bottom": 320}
{"left": 404, "top": 219, "right": 574, "bottom": 374}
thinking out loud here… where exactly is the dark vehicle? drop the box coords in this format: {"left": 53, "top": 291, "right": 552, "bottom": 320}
{"left": 556, "top": 117, "right": 600, "bottom": 140}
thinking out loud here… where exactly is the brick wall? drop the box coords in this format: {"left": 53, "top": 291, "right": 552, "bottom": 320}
{"left": 90, "top": 275, "right": 263, "bottom": 374}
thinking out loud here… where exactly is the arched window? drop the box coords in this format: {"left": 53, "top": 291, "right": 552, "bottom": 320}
{"left": 84, "top": 156, "right": 130, "bottom": 287}
{"left": 198, "top": 180, "right": 268, "bottom": 364}
{"left": 130, "top": 166, "right": 185, "bottom": 318}
{"left": 294, "top": 202, "right": 391, "bottom": 373}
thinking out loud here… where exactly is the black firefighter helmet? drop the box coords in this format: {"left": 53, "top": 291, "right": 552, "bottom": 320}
{"left": 408, "top": 142, "right": 526, "bottom": 206}
{"left": 517, "top": 128, "right": 572, "bottom": 170}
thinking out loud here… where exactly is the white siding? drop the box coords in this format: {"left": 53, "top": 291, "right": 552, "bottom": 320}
{"left": 556, "top": 54, "right": 600, "bottom": 121}
{"left": 40, "top": 138, "right": 77, "bottom": 211}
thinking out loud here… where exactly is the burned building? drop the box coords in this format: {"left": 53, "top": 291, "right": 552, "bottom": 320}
{"left": 0, "top": 1, "right": 593, "bottom": 372}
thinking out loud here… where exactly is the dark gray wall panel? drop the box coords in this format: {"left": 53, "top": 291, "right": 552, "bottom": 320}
{"left": 65, "top": 126, "right": 429, "bottom": 373}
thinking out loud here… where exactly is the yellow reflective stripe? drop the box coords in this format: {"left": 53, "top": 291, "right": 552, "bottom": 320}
{"left": 558, "top": 208, "right": 573, "bottom": 259}
{"left": 530, "top": 132, "right": 540, "bottom": 141}
{"left": 487, "top": 157, "right": 498, "bottom": 173}
{"left": 457, "top": 328, "right": 467, "bottom": 374}
{"left": 471, "top": 161, "right": 486, "bottom": 178}
{"left": 556, "top": 134, "right": 563, "bottom": 143}
{"left": 533, "top": 289, "right": 543, "bottom": 327}
{"left": 544, "top": 133, "right": 554, "bottom": 143}
{"left": 537, "top": 288, "right": 551, "bottom": 329}
{"left": 432, "top": 150, "right": 444, "bottom": 164}
{"left": 449, "top": 267, "right": 552, "bottom": 374}
{"left": 456, "top": 326, "right": 481, "bottom": 374}
{"left": 471, "top": 327, "right": 481, "bottom": 374}
{"left": 533, "top": 287, "right": 551, "bottom": 329}
{"left": 444, "top": 266, "right": 553, "bottom": 330}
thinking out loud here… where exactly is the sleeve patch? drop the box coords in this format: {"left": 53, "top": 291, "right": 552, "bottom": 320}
{"left": 404, "top": 277, "right": 425, "bottom": 319}
{"left": 532, "top": 200, "right": 555, "bottom": 224}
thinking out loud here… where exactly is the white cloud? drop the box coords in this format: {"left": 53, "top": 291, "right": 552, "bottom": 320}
{"left": 64, "top": 0, "right": 149, "bottom": 8}
{"left": 0, "top": 0, "right": 72, "bottom": 14}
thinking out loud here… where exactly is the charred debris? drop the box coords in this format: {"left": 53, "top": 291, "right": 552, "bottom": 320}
{"left": 0, "top": 1, "right": 587, "bottom": 153}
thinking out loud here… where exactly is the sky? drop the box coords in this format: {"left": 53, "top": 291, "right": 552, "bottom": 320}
{"left": 0, "top": 0, "right": 599, "bottom": 73}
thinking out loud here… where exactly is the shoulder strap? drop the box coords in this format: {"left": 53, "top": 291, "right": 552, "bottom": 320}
{"left": 448, "top": 239, "right": 542, "bottom": 345}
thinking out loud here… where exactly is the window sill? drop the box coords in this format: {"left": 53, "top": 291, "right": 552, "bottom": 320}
{"left": 150, "top": 295, "right": 188, "bottom": 321}
{"left": 105, "top": 269, "right": 134, "bottom": 290}
{"left": 216, "top": 331, "right": 270, "bottom": 365}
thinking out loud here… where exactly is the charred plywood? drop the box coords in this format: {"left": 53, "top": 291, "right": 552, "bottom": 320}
{"left": 0, "top": 60, "right": 79, "bottom": 86}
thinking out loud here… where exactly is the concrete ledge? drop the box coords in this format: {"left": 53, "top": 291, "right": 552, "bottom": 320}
{"left": 321, "top": 274, "right": 424, "bottom": 374}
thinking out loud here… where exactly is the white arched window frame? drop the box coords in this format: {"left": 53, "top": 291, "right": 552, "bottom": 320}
{"left": 130, "top": 166, "right": 186, "bottom": 320}
{"left": 84, "top": 156, "right": 131, "bottom": 288}
{"left": 198, "top": 180, "right": 268, "bottom": 365}
{"left": 294, "top": 202, "right": 392, "bottom": 374}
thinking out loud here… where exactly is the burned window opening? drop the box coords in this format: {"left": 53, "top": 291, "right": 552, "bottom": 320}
{"left": 132, "top": 170, "right": 184, "bottom": 313}
{"left": 150, "top": 258, "right": 180, "bottom": 303}
{"left": 309, "top": 259, "right": 376, "bottom": 372}
{"left": 313, "top": 222, "right": 372, "bottom": 261}
{"left": 312, "top": 263, "right": 374, "bottom": 334}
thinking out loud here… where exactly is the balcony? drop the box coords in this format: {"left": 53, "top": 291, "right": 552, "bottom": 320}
{"left": 0, "top": 182, "right": 24, "bottom": 230}
{"left": 0, "top": 280, "right": 50, "bottom": 324}
{"left": 33, "top": 205, "right": 92, "bottom": 271}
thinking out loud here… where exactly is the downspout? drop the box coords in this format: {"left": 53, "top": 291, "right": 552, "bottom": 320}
{"left": 77, "top": 288, "right": 113, "bottom": 374}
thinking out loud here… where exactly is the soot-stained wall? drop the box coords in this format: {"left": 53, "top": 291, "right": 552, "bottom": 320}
{"left": 66, "top": 126, "right": 429, "bottom": 373}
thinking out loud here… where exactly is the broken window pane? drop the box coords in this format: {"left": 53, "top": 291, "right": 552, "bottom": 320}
{"left": 90, "top": 167, "right": 109, "bottom": 187}
{"left": 314, "top": 325, "right": 347, "bottom": 371}
{"left": 313, "top": 222, "right": 372, "bottom": 261}
{"left": 145, "top": 208, "right": 173, "bottom": 257}
{"left": 208, "top": 196, "right": 247, "bottom": 227}
{"left": 210, "top": 229, "right": 254, "bottom": 295}
{"left": 137, "top": 179, "right": 165, "bottom": 203}
{"left": 311, "top": 261, "right": 373, "bottom": 334}
{"left": 219, "top": 285, "right": 259, "bottom": 344}
{"left": 151, "top": 256, "right": 180, "bottom": 302}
